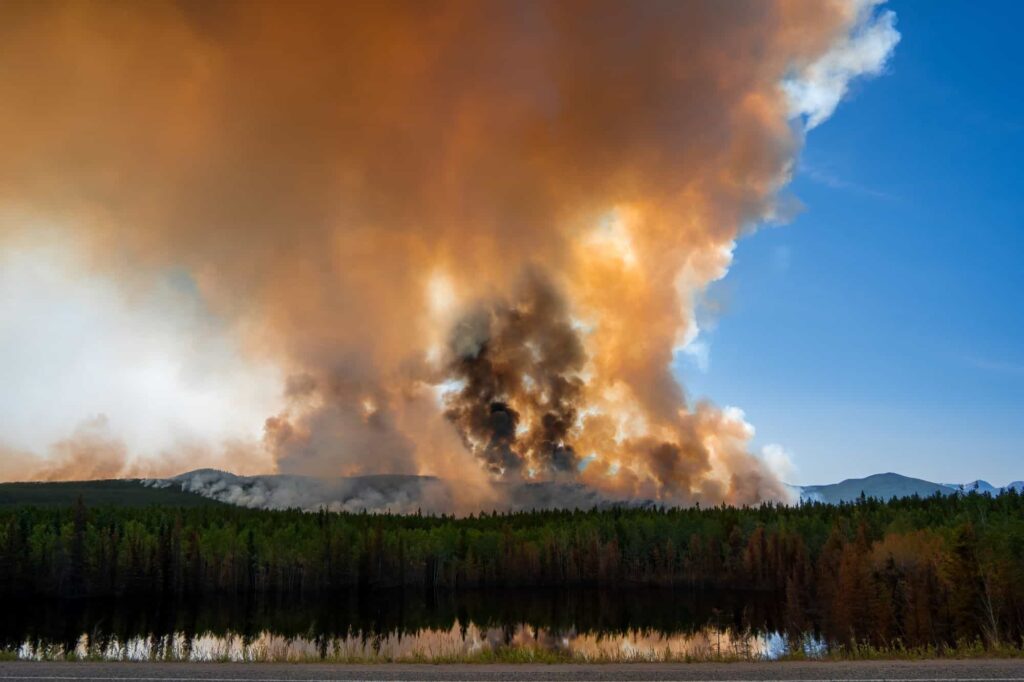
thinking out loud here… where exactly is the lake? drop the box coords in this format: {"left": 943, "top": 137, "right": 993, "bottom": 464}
{"left": 1, "top": 589, "right": 826, "bottom": 662}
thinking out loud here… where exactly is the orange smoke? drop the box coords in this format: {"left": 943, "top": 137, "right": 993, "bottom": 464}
{"left": 0, "top": 1, "right": 889, "bottom": 504}
{"left": 0, "top": 416, "right": 272, "bottom": 483}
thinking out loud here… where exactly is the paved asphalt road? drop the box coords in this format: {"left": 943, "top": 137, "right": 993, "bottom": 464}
{"left": 1, "top": 660, "right": 1023, "bottom": 681}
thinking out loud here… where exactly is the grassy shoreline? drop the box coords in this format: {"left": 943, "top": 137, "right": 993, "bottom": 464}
{"left": 5, "top": 640, "right": 1023, "bottom": 664}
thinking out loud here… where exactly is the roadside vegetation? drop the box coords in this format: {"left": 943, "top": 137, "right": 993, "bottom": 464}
{"left": 8, "top": 635, "right": 1024, "bottom": 664}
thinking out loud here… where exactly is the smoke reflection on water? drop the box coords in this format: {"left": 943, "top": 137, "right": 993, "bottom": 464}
{"left": 3, "top": 590, "right": 826, "bottom": 662}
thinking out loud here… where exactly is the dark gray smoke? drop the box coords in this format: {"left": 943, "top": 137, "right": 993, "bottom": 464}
{"left": 444, "top": 271, "right": 585, "bottom": 478}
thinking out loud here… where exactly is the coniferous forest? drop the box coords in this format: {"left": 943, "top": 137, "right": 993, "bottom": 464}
{"left": 2, "top": 491, "right": 1023, "bottom": 650}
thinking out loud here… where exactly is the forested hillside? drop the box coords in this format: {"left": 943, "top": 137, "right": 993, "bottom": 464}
{"left": 2, "top": 491, "right": 1022, "bottom": 649}
{"left": 0, "top": 480, "right": 220, "bottom": 508}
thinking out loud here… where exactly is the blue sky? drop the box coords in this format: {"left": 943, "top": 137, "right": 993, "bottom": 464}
{"left": 680, "top": 1, "right": 1024, "bottom": 486}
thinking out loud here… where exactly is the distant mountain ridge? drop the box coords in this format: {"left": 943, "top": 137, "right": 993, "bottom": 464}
{"left": 156, "top": 469, "right": 1020, "bottom": 511}
{"left": 1, "top": 470, "right": 1018, "bottom": 511}
{"left": 797, "top": 472, "right": 1024, "bottom": 504}
{"left": 0, "top": 478, "right": 223, "bottom": 508}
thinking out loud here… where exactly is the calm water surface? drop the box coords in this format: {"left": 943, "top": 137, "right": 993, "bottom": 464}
{"left": 2, "top": 590, "right": 824, "bottom": 661}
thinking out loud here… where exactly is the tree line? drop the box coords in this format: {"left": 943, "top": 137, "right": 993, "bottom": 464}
{"left": 1, "top": 490, "right": 1022, "bottom": 649}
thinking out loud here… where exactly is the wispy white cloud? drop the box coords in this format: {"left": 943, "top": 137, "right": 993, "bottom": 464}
{"left": 799, "top": 161, "right": 897, "bottom": 200}
{"left": 965, "top": 356, "right": 1024, "bottom": 378}
{"left": 785, "top": 2, "right": 901, "bottom": 130}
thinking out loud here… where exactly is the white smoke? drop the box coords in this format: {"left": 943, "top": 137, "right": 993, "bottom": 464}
{"left": 149, "top": 469, "right": 652, "bottom": 515}
{"left": 153, "top": 469, "right": 455, "bottom": 514}
{"left": 0, "top": 238, "right": 282, "bottom": 471}
{"left": 785, "top": 1, "right": 901, "bottom": 130}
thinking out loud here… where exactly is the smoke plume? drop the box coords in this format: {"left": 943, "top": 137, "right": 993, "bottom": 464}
{"left": 444, "top": 270, "right": 585, "bottom": 477}
{"left": 0, "top": 0, "right": 898, "bottom": 509}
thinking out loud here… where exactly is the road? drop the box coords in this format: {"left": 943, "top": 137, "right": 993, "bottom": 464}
{"left": 1, "top": 660, "right": 1023, "bottom": 681}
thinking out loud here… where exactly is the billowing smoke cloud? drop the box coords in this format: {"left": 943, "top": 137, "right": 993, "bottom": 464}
{"left": 0, "top": 0, "right": 898, "bottom": 509}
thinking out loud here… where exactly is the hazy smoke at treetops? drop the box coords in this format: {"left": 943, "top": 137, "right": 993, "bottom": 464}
{"left": 0, "top": 0, "right": 898, "bottom": 508}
